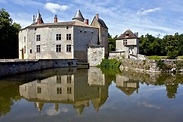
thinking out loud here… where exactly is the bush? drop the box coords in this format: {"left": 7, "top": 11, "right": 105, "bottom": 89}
{"left": 99, "top": 59, "right": 121, "bottom": 69}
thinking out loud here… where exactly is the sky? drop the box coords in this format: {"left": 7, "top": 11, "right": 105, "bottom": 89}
{"left": 0, "top": 0, "right": 183, "bottom": 37}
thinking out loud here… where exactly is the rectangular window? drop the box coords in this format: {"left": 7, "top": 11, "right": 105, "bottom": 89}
{"left": 56, "top": 34, "right": 61, "bottom": 40}
{"left": 36, "top": 35, "right": 40, "bottom": 41}
{"left": 36, "top": 45, "right": 40, "bottom": 53}
{"left": 67, "top": 87, "right": 72, "bottom": 94}
{"left": 56, "top": 45, "right": 61, "bottom": 52}
{"left": 66, "top": 45, "right": 71, "bottom": 52}
{"left": 57, "top": 87, "right": 62, "bottom": 94}
{"left": 123, "top": 40, "right": 127, "bottom": 45}
{"left": 37, "top": 87, "right": 41, "bottom": 94}
{"left": 57, "top": 76, "right": 61, "bottom": 83}
{"left": 30, "top": 49, "right": 32, "bottom": 53}
{"left": 24, "top": 37, "right": 26, "bottom": 42}
{"left": 66, "top": 34, "right": 71, "bottom": 40}
{"left": 67, "top": 75, "right": 72, "bottom": 84}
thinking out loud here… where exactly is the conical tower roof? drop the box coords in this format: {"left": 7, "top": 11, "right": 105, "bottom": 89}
{"left": 72, "top": 9, "right": 84, "bottom": 22}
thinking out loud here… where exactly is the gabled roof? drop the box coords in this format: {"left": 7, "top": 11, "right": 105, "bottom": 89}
{"left": 72, "top": 9, "right": 84, "bottom": 22}
{"left": 117, "top": 30, "right": 138, "bottom": 39}
{"left": 116, "top": 87, "right": 137, "bottom": 96}
{"left": 98, "top": 18, "right": 108, "bottom": 29}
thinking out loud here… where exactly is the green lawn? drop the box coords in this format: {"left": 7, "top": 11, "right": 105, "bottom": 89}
{"left": 147, "top": 55, "right": 183, "bottom": 59}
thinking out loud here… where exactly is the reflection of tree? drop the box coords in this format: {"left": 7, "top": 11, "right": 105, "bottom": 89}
{"left": 0, "top": 82, "right": 21, "bottom": 117}
{"left": 165, "top": 84, "right": 178, "bottom": 99}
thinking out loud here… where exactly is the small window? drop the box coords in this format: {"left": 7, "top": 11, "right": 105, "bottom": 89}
{"left": 56, "top": 34, "right": 61, "bottom": 40}
{"left": 57, "top": 76, "right": 61, "bottom": 83}
{"left": 67, "top": 87, "right": 72, "bottom": 94}
{"left": 37, "top": 80, "right": 41, "bottom": 83}
{"left": 57, "top": 87, "right": 62, "bottom": 94}
{"left": 36, "top": 45, "right": 40, "bottom": 53}
{"left": 66, "top": 45, "right": 71, "bottom": 52}
{"left": 123, "top": 40, "right": 127, "bottom": 45}
{"left": 24, "top": 37, "right": 26, "bottom": 42}
{"left": 30, "top": 49, "right": 32, "bottom": 53}
{"left": 84, "top": 31, "right": 86, "bottom": 33}
{"left": 35, "top": 28, "right": 37, "bottom": 30}
{"left": 36, "top": 35, "right": 40, "bottom": 41}
{"left": 67, "top": 75, "right": 72, "bottom": 83}
{"left": 56, "top": 45, "right": 61, "bottom": 52}
{"left": 80, "top": 30, "right": 82, "bottom": 33}
{"left": 66, "top": 26, "right": 69, "bottom": 29}
{"left": 37, "top": 87, "right": 41, "bottom": 94}
{"left": 66, "top": 34, "right": 71, "bottom": 40}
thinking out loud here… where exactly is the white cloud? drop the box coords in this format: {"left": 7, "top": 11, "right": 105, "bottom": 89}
{"left": 137, "top": 7, "right": 161, "bottom": 16}
{"left": 44, "top": 2, "right": 69, "bottom": 14}
{"left": 138, "top": 102, "right": 160, "bottom": 109}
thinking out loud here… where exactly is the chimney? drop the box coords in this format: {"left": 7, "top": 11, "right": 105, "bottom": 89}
{"left": 85, "top": 19, "right": 89, "bottom": 25}
{"left": 96, "top": 14, "right": 99, "bottom": 20}
{"left": 54, "top": 15, "right": 58, "bottom": 23}
{"left": 33, "top": 15, "right": 36, "bottom": 23}
{"left": 37, "top": 18, "right": 41, "bottom": 24}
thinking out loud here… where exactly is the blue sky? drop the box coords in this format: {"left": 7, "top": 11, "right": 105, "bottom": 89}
{"left": 0, "top": 0, "right": 183, "bottom": 37}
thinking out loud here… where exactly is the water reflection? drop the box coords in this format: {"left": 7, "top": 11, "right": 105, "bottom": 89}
{"left": 19, "top": 67, "right": 110, "bottom": 115}
{"left": 0, "top": 67, "right": 183, "bottom": 121}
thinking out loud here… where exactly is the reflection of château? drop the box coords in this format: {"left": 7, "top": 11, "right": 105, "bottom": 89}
{"left": 116, "top": 74, "right": 139, "bottom": 96}
{"left": 116, "top": 70, "right": 183, "bottom": 98}
{"left": 19, "top": 67, "right": 109, "bottom": 114}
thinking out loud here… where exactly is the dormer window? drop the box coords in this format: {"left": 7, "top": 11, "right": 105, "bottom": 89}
{"left": 125, "top": 32, "right": 129, "bottom": 37}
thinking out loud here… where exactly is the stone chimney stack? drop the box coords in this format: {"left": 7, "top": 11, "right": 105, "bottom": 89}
{"left": 96, "top": 14, "right": 99, "bottom": 20}
{"left": 33, "top": 15, "right": 36, "bottom": 23}
{"left": 54, "top": 15, "right": 58, "bottom": 23}
{"left": 85, "top": 19, "right": 89, "bottom": 25}
{"left": 37, "top": 18, "right": 41, "bottom": 24}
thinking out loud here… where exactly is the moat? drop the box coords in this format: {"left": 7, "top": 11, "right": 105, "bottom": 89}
{"left": 0, "top": 67, "right": 183, "bottom": 122}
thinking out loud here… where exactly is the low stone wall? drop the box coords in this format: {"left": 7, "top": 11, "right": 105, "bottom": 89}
{"left": 0, "top": 59, "right": 77, "bottom": 77}
{"left": 120, "top": 59, "right": 183, "bottom": 73}
{"left": 120, "top": 59, "right": 160, "bottom": 73}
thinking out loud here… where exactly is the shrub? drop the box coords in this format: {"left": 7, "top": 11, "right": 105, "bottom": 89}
{"left": 99, "top": 59, "right": 121, "bottom": 69}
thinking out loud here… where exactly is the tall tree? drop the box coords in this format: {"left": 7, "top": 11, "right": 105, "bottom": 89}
{"left": 0, "top": 8, "right": 21, "bottom": 58}
{"left": 164, "top": 33, "right": 180, "bottom": 59}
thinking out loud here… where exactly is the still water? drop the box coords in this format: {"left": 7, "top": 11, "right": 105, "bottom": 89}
{"left": 0, "top": 67, "right": 183, "bottom": 122}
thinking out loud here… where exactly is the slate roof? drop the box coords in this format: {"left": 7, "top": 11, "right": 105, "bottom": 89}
{"left": 72, "top": 9, "right": 84, "bottom": 22}
{"left": 98, "top": 18, "right": 108, "bottom": 29}
{"left": 117, "top": 29, "right": 138, "bottom": 39}
{"left": 21, "top": 20, "right": 97, "bottom": 30}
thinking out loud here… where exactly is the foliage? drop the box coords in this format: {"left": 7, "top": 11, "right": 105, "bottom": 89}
{"left": 99, "top": 59, "right": 121, "bottom": 69}
{"left": 108, "top": 33, "right": 116, "bottom": 52}
{"left": 0, "top": 8, "right": 21, "bottom": 58}
{"left": 139, "top": 33, "right": 183, "bottom": 59}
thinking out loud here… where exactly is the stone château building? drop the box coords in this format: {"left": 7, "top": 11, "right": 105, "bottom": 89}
{"left": 19, "top": 10, "right": 108, "bottom": 61}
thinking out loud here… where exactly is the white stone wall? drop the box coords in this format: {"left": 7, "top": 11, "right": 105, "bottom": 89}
{"left": 87, "top": 46, "right": 105, "bottom": 66}
{"left": 116, "top": 38, "right": 139, "bottom": 58}
{"left": 88, "top": 67, "right": 105, "bottom": 86}
{"left": 19, "top": 26, "right": 74, "bottom": 59}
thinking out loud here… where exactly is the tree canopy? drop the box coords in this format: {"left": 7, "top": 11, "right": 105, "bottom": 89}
{"left": 0, "top": 8, "right": 21, "bottom": 59}
{"left": 139, "top": 33, "right": 183, "bottom": 58}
